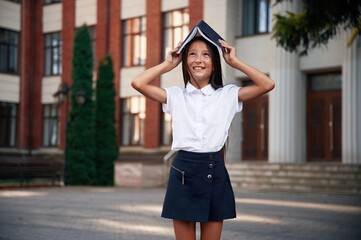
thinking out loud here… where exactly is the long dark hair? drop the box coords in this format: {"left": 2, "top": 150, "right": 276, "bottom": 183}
{"left": 181, "top": 37, "right": 227, "bottom": 160}
{"left": 181, "top": 37, "right": 224, "bottom": 89}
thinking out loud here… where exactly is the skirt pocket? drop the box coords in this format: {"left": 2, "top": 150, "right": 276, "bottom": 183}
{"left": 171, "top": 165, "right": 185, "bottom": 185}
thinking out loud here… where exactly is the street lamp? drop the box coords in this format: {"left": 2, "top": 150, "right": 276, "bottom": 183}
{"left": 76, "top": 90, "right": 86, "bottom": 105}
{"left": 53, "top": 83, "right": 70, "bottom": 106}
{"left": 53, "top": 83, "right": 70, "bottom": 186}
{"left": 53, "top": 83, "right": 86, "bottom": 185}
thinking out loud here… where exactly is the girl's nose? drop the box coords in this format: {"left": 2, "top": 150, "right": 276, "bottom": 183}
{"left": 195, "top": 55, "right": 202, "bottom": 62}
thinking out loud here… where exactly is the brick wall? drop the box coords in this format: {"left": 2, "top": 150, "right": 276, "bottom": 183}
{"left": 189, "top": 0, "right": 204, "bottom": 27}
{"left": 144, "top": 0, "right": 162, "bottom": 148}
{"left": 109, "top": 0, "right": 121, "bottom": 144}
{"left": 18, "top": 0, "right": 32, "bottom": 150}
{"left": 18, "top": 0, "right": 43, "bottom": 150}
{"left": 60, "top": 0, "right": 75, "bottom": 149}
{"left": 15, "top": 0, "right": 206, "bottom": 151}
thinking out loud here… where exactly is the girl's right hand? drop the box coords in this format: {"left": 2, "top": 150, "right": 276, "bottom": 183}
{"left": 166, "top": 42, "right": 183, "bottom": 68}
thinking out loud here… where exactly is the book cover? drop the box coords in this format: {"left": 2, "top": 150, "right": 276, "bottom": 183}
{"left": 176, "top": 20, "right": 225, "bottom": 54}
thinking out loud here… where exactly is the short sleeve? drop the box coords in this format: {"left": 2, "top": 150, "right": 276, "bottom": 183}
{"left": 162, "top": 86, "right": 182, "bottom": 114}
{"left": 162, "top": 88, "right": 171, "bottom": 113}
{"left": 222, "top": 84, "right": 243, "bottom": 114}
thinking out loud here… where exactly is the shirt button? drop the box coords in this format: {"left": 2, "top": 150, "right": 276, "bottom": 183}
{"left": 209, "top": 164, "right": 213, "bottom": 169}
{"left": 207, "top": 174, "right": 212, "bottom": 179}
{"left": 209, "top": 155, "right": 214, "bottom": 160}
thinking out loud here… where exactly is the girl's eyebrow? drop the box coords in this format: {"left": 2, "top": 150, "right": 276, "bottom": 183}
{"left": 188, "top": 48, "right": 209, "bottom": 52}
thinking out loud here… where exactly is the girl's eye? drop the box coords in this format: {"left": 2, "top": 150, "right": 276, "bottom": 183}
{"left": 203, "top": 53, "right": 210, "bottom": 57}
{"left": 189, "top": 52, "right": 196, "bottom": 57}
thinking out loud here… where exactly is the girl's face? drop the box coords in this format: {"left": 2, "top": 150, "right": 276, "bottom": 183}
{"left": 186, "top": 40, "right": 213, "bottom": 88}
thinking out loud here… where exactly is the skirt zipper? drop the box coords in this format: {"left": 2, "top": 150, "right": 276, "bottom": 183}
{"left": 171, "top": 165, "right": 185, "bottom": 185}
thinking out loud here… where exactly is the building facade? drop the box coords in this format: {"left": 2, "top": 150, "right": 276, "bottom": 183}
{"left": 0, "top": 0, "right": 360, "bottom": 165}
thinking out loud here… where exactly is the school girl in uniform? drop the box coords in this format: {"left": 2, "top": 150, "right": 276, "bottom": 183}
{"left": 131, "top": 35, "right": 275, "bottom": 240}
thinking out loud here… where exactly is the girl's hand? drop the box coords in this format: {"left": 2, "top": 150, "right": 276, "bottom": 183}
{"left": 218, "top": 40, "right": 275, "bottom": 102}
{"left": 219, "top": 40, "right": 238, "bottom": 67}
{"left": 166, "top": 42, "right": 183, "bottom": 68}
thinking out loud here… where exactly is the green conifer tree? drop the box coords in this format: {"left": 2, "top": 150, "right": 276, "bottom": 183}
{"left": 94, "top": 55, "right": 119, "bottom": 186}
{"left": 66, "top": 25, "right": 96, "bottom": 185}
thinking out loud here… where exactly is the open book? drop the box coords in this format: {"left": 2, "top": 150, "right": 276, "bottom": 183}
{"left": 177, "top": 20, "right": 225, "bottom": 54}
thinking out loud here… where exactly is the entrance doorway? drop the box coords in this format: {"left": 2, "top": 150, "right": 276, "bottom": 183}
{"left": 242, "top": 95, "right": 268, "bottom": 160}
{"left": 307, "top": 73, "right": 342, "bottom": 161}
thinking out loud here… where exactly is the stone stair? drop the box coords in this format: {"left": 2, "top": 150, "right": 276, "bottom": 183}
{"left": 114, "top": 154, "right": 361, "bottom": 195}
{"left": 226, "top": 162, "right": 361, "bottom": 194}
{"left": 114, "top": 155, "right": 165, "bottom": 188}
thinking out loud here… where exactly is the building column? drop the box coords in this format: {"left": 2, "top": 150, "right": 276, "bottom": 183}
{"left": 226, "top": 0, "right": 245, "bottom": 162}
{"left": 109, "top": 0, "right": 121, "bottom": 145}
{"left": 18, "top": 0, "right": 32, "bottom": 151}
{"left": 60, "top": 0, "right": 75, "bottom": 149}
{"left": 189, "top": 0, "right": 203, "bottom": 27}
{"left": 268, "top": 1, "right": 306, "bottom": 163}
{"left": 96, "top": 0, "right": 108, "bottom": 65}
{"left": 18, "top": 0, "right": 43, "bottom": 151}
{"left": 31, "top": 0, "right": 44, "bottom": 150}
{"left": 342, "top": 36, "right": 361, "bottom": 164}
{"left": 144, "top": 0, "right": 162, "bottom": 148}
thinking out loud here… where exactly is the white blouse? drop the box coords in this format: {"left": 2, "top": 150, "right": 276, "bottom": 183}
{"left": 163, "top": 83, "right": 242, "bottom": 153}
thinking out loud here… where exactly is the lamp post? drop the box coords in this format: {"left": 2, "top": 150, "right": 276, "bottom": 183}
{"left": 53, "top": 83, "right": 86, "bottom": 185}
{"left": 53, "top": 83, "right": 70, "bottom": 106}
{"left": 53, "top": 83, "right": 70, "bottom": 186}
{"left": 76, "top": 90, "right": 86, "bottom": 105}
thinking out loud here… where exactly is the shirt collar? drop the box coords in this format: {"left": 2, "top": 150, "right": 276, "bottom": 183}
{"left": 186, "top": 82, "right": 215, "bottom": 96}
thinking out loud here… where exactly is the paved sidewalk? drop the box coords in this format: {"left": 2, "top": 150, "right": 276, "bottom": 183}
{"left": 0, "top": 187, "right": 360, "bottom": 240}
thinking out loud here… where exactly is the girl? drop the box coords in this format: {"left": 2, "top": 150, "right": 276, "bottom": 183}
{"left": 131, "top": 36, "right": 275, "bottom": 240}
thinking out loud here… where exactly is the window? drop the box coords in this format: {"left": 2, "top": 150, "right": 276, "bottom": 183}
{"left": 242, "top": 0, "right": 271, "bottom": 36}
{"left": 44, "top": 32, "right": 62, "bottom": 76}
{"left": 43, "top": 104, "right": 59, "bottom": 147}
{"left": 122, "top": 16, "right": 146, "bottom": 67}
{"left": 0, "top": 102, "right": 17, "bottom": 147}
{"left": 0, "top": 28, "right": 19, "bottom": 74}
{"left": 4, "top": 0, "right": 21, "bottom": 3}
{"left": 44, "top": 0, "right": 61, "bottom": 4}
{"left": 88, "top": 26, "right": 96, "bottom": 68}
{"left": 121, "top": 97, "right": 145, "bottom": 146}
{"left": 163, "top": 9, "right": 189, "bottom": 58}
{"left": 309, "top": 73, "right": 342, "bottom": 92}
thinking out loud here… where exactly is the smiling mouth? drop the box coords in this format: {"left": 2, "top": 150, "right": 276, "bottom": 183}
{"left": 193, "top": 66, "right": 205, "bottom": 70}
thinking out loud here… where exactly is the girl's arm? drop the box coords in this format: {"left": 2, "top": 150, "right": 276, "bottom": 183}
{"left": 131, "top": 45, "right": 182, "bottom": 103}
{"left": 219, "top": 40, "right": 275, "bottom": 102}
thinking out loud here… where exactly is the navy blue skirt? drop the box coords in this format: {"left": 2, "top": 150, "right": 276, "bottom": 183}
{"left": 161, "top": 150, "right": 236, "bottom": 222}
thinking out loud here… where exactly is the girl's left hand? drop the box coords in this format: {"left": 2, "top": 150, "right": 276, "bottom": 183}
{"left": 219, "top": 40, "right": 238, "bottom": 67}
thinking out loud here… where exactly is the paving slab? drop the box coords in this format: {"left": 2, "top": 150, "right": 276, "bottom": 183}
{"left": 0, "top": 187, "right": 360, "bottom": 240}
